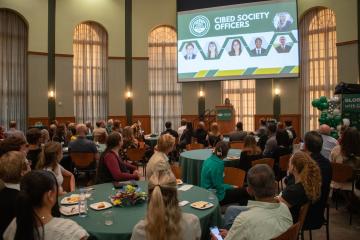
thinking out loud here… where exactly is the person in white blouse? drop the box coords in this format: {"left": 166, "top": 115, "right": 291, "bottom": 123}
{"left": 36, "top": 142, "right": 75, "bottom": 195}
{"left": 146, "top": 134, "right": 175, "bottom": 179}
{"left": 3, "top": 170, "right": 88, "bottom": 240}
{"left": 131, "top": 170, "right": 201, "bottom": 240}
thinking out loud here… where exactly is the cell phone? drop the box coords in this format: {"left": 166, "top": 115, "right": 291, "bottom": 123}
{"left": 210, "top": 226, "right": 223, "bottom": 240}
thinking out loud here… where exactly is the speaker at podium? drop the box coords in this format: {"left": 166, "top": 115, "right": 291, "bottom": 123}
{"left": 215, "top": 101, "right": 235, "bottom": 135}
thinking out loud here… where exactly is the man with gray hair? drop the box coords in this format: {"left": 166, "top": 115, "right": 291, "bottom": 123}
{"left": 68, "top": 124, "right": 99, "bottom": 161}
{"left": 215, "top": 164, "right": 292, "bottom": 240}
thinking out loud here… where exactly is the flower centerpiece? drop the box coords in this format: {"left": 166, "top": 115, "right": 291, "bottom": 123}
{"left": 110, "top": 185, "right": 147, "bottom": 207}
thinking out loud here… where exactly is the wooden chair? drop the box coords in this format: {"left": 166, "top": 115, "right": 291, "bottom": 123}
{"left": 271, "top": 222, "right": 301, "bottom": 240}
{"left": 229, "top": 141, "right": 244, "bottom": 149}
{"left": 298, "top": 202, "right": 311, "bottom": 230}
{"left": 251, "top": 158, "right": 275, "bottom": 168}
{"left": 127, "top": 148, "right": 147, "bottom": 176}
{"left": 62, "top": 173, "right": 75, "bottom": 193}
{"left": 70, "top": 152, "right": 96, "bottom": 180}
{"left": 170, "top": 164, "right": 182, "bottom": 179}
{"left": 186, "top": 143, "right": 204, "bottom": 151}
{"left": 331, "top": 162, "right": 354, "bottom": 224}
{"left": 224, "top": 167, "right": 246, "bottom": 188}
{"left": 278, "top": 154, "right": 291, "bottom": 190}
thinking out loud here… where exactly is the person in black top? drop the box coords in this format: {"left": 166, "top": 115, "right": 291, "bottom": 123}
{"left": 26, "top": 128, "right": 42, "bottom": 169}
{"left": 0, "top": 151, "right": 30, "bottom": 239}
{"left": 229, "top": 121, "right": 247, "bottom": 142}
{"left": 52, "top": 123, "right": 68, "bottom": 147}
{"left": 257, "top": 127, "right": 268, "bottom": 152}
{"left": 302, "top": 131, "right": 332, "bottom": 229}
{"left": 193, "top": 121, "right": 208, "bottom": 146}
{"left": 161, "top": 121, "right": 179, "bottom": 140}
{"left": 207, "top": 122, "right": 223, "bottom": 148}
{"left": 179, "top": 122, "right": 194, "bottom": 149}
{"left": 278, "top": 151, "right": 322, "bottom": 223}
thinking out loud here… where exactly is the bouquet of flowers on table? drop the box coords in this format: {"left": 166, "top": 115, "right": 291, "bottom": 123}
{"left": 110, "top": 185, "right": 147, "bottom": 207}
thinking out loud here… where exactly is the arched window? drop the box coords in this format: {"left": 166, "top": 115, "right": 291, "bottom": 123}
{"left": 300, "top": 8, "right": 337, "bottom": 132}
{"left": 222, "top": 80, "right": 256, "bottom": 131}
{"left": 0, "top": 9, "right": 28, "bottom": 131}
{"left": 148, "top": 26, "right": 181, "bottom": 133}
{"left": 73, "top": 21, "right": 108, "bottom": 124}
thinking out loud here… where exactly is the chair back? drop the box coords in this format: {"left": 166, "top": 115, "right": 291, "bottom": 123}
{"left": 127, "top": 148, "right": 146, "bottom": 162}
{"left": 70, "top": 152, "right": 95, "bottom": 169}
{"left": 331, "top": 162, "right": 354, "bottom": 183}
{"left": 279, "top": 154, "right": 291, "bottom": 171}
{"left": 224, "top": 167, "right": 246, "bottom": 188}
{"left": 230, "top": 141, "right": 245, "bottom": 149}
{"left": 62, "top": 173, "right": 75, "bottom": 192}
{"left": 271, "top": 222, "right": 301, "bottom": 240}
{"left": 139, "top": 141, "right": 145, "bottom": 149}
{"left": 298, "top": 202, "right": 311, "bottom": 229}
{"left": 251, "top": 158, "right": 275, "bottom": 168}
{"left": 170, "top": 164, "right": 182, "bottom": 179}
{"left": 186, "top": 143, "right": 204, "bottom": 151}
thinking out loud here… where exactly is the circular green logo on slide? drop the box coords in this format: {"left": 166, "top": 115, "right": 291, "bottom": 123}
{"left": 189, "top": 15, "right": 210, "bottom": 37}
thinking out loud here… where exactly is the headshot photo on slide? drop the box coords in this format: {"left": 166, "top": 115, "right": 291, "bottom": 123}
{"left": 183, "top": 42, "right": 197, "bottom": 60}
{"left": 274, "top": 35, "right": 292, "bottom": 53}
{"left": 273, "top": 12, "right": 293, "bottom": 32}
{"left": 249, "top": 37, "right": 268, "bottom": 57}
{"left": 228, "top": 39, "right": 242, "bottom": 56}
{"left": 206, "top": 41, "right": 219, "bottom": 59}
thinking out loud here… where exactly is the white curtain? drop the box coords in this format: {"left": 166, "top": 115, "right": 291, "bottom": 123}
{"left": 73, "top": 22, "right": 108, "bottom": 125}
{"left": 300, "top": 8, "right": 337, "bottom": 133}
{"left": 0, "top": 9, "right": 28, "bottom": 131}
{"left": 149, "top": 26, "right": 182, "bottom": 133}
{"left": 221, "top": 80, "right": 256, "bottom": 131}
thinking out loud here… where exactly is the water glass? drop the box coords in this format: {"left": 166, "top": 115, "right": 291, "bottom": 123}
{"left": 78, "top": 188, "right": 88, "bottom": 217}
{"left": 208, "top": 189, "right": 217, "bottom": 200}
{"left": 103, "top": 211, "right": 114, "bottom": 226}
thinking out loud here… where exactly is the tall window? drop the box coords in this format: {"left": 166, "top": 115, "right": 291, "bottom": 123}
{"left": 300, "top": 8, "right": 337, "bottom": 133}
{"left": 73, "top": 22, "right": 108, "bottom": 124}
{"left": 0, "top": 9, "right": 28, "bottom": 131}
{"left": 222, "top": 80, "right": 256, "bottom": 131}
{"left": 149, "top": 26, "right": 182, "bottom": 133}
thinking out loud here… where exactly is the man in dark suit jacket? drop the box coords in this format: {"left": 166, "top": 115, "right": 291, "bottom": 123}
{"left": 229, "top": 122, "right": 247, "bottom": 142}
{"left": 161, "top": 121, "right": 179, "bottom": 141}
{"left": 184, "top": 42, "right": 197, "bottom": 60}
{"left": 251, "top": 37, "right": 267, "bottom": 56}
{"left": 275, "top": 36, "right": 292, "bottom": 53}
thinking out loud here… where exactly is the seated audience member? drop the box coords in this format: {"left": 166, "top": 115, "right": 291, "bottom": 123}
{"left": 3, "top": 170, "right": 89, "bottom": 240}
{"left": 193, "top": 121, "right": 208, "bottom": 146}
{"left": 0, "top": 151, "right": 30, "bottom": 238}
{"left": 207, "top": 122, "right": 223, "bottom": 148}
{"left": 68, "top": 124, "right": 99, "bottom": 160}
{"left": 331, "top": 127, "right": 360, "bottom": 169}
{"left": 40, "top": 129, "right": 50, "bottom": 145}
{"left": 93, "top": 120, "right": 108, "bottom": 143}
{"left": 161, "top": 121, "right": 179, "bottom": 140}
{"left": 285, "top": 120, "right": 297, "bottom": 143}
{"left": 278, "top": 151, "right": 321, "bottom": 223}
{"left": 218, "top": 164, "right": 292, "bottom": 240}
{"left": 319, "top": 124, "right": 338, "bottom": 160}
{"left": 177, "top": 118, "right": 187, "bottom": 139}
{"left": 146, "top": 134, "right": 175, "bottom": 179}
{"left": 85, "top": 121, "right": 93, "bottom": 135}
{"left": 106, "top": 119, "right": 114, "bottom": 134}
{"left": 201, "top": 141, "right": 248, "bottom": 206}
{"left": 229, "top": 121, "right": 247, "bottom": 142}
{"left": 0, "top": 126, "right": 5, "bottom": 140}
{"left": 123, "top": 126, "right": 139, "bottom": 149}
{"left": 238, "top": 135, "right": 263, "bottom": 172}
{"left": 4, "top": 121, "right": 25, "bottom": 140}
{"left": 36, "top": 142, "right": 74, "bottom": 195}
{"left": 0, "top": 136, "right": 28, "bottom": 157}
{"left": 52, "top": 124, "right": 68, "bottom": 146}
{"left": 302, "top": 131, "right": 332, "bottom": 229}
{"left": 112, "top": 120, "right": 122, "bottom": 133}
{"left": 131, "top": 122, "right": 144, "bottom": 141}
{"left": 26, "top": 128, "right": 43, "bottom": 170}
{"left": 67, "top": 123, "right": 77, "bottom": 141}
{"left": 257, "top": 127, "right": 268, "bottom": 152}
{"left": 263, "top": 123, "right": 277, "bottom": 157}
{"left": 257, "top": 119, "right": 267, "bottom": 134}
{"left": 179, "top": 122, "right": 194, "bottom": 149}
{"left": 49, "top": 124, "right": 57, "bottom": 141}
{"left": 131, "top": 170, "right": 201, "bottom": 240}
{"left": 96, "top": 132, "right": 139, "bottom": 183}
{"left": 273, "top": 129, "right": 292, "bottom": 175}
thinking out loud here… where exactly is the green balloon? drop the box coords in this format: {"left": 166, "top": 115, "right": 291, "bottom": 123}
{"left": 319, "top": 96, "right": 328, "bottom": 103}
{"left": 312, "top": 99, "right": 319, "bottom": 108}
{"left": 334, "top": 115, "right": 342, "bottom": 125}
{"left": 321, "top": 102, "right": 329, "bottom": 110}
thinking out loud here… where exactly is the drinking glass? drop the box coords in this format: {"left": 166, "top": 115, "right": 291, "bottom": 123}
{"left": 103, "top": 211, "right": 114, "bottom": 226}
{"left": 78, "top": 188, "right": 88, "bottom": 218}
{"left": 208, "top": 189, "right": 217, "bottom": 200}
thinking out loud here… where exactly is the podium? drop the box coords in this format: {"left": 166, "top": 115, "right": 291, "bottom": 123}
{"left": 215, "top": 105, "right": 235, "bottom": 134}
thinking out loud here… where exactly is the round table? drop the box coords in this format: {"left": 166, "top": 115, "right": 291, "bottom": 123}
{"left": 144, "top": 136, "right": 159, "bottom": 148}
{"left": 180, "top": 149, "right": 241, "bottom": 186}
{"left": 61, "top": 181, "right": 222, "bottom": 240}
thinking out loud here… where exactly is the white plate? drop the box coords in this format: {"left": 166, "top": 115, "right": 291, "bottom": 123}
{"left": 176, "top": 179, "right": 183, "bottom": 185}
{"left": 227, "top": 156, "right": 240, "bottom": 160}
{"left": 190, "top": 201, "right": 214, "bottom": 210}
{"left": 89, "top": 202, "right": 112, "bottom": 211}
{"left": 60, "top": 193, "right": 91, "bottom": 205}
{"left": 60, "top": 205, "right": 85, "bottom": 216}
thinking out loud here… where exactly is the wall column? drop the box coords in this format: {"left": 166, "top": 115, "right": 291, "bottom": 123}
{"left": 48, "top": 0, "right": 56, "bottom": 122}
{"left": 125, "top": 0, "right": 133, "bottom": 125}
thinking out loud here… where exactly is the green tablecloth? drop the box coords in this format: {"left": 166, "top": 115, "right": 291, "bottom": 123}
{"left": 144, "top": 136, "right": 159, "bottom": 148}
{"left": 180, "top": 149, "right": 241, "bottom": 186}
{"left": 61, "top": 181, "right": 221, "bottom": 240}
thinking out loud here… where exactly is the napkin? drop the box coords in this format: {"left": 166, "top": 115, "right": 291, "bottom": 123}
{"left": 178, "top": 184, "right": 193, "bottom": 191}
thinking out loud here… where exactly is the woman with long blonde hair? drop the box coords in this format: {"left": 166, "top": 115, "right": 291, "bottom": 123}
{"left": 131, "top": 170, "right": 201, "bottom": 240}
{"left": 207, "top": 122, "right": 223, "bottom": 147}
{"left": 278, "top": 151, "right": 321, "bottom": 223}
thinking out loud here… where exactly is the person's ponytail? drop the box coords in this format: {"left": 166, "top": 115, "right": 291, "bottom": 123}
{"left": 146, "top": 185, "right": 166, "bottom": 240}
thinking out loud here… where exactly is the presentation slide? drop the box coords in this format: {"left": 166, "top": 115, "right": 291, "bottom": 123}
{"left": 177, "top": 0, "right": 299, "bottom": 82}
